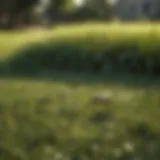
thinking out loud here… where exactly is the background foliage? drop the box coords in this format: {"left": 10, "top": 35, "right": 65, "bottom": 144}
{"left": 2, "top": 24, "right": 160, "bottom": 76}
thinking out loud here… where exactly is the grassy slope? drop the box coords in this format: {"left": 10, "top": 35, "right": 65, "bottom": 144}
{"left": 0, "top": 23, "right": 160, "bottom": 159}
{"left": 1, "top": 23, "right": 160, "bottom": 59}
{"left": 0, "top": 75, "right": 159, "bottom": 159}
{"left": 0, "top": 23, "right": 160, "bottom": 132}
{"left": 0, "top": 28, "right": 53, "bottom": 59}
{"left": 0, "top": 75, "right": 159, "bottom": 129}
{"left": 0, "top": 23, "right": 160, "bottom": 77}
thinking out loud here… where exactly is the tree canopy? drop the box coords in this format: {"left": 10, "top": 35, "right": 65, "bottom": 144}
{"left": 0, "top": 0, "right": 39, "bottom": 14}
{"left": 0, "top": 0, "right": 114, "bottom": 28}
{"left": 0, "top": 0, "right": 39, "bottom": 28}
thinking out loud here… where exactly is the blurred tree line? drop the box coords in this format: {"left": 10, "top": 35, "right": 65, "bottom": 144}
{"left": 0, "top": 0, "right": 114, "bottom": 29}
{"left": 0, "top": 0, "right": 39, "bottom": 28}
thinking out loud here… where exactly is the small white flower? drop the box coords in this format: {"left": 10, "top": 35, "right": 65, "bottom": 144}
{"left": 123, "top": 141, "right": 134, "bottom": 152}
{"left": 91, "top": 91, "right": 113, "bottom": 104}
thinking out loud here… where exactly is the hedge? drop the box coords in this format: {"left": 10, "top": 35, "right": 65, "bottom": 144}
{"left": 2, "top": 25, "right": 160, "bottom": 76}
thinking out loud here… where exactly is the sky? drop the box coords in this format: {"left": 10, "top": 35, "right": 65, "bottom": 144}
{"left": 74, "top": 0, "right": 117, "bottom": 6}
{"left": 74, "top": 0, "right": 84, "bottom": 6}
{"left": 39, "top": 0, "right": 117, "bottom": 9}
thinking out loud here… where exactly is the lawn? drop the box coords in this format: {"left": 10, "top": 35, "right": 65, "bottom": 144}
{"left": 1, "top": 23, "right": 160, "bottom": 76}
{"left": 0, "top": 73, "right": 159, "bottom": 160}
{"left": 0, "top": 22, "right": 160, "bottom": 58}
{"left": 0, "top": 23, "right": 160, "bottom": 160}
{"left": 0, "top": 28, "right": 54, "bottom": 59}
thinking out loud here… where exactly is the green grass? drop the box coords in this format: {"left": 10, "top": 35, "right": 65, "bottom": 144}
{"left": 1, "top": 23, "right": 160, "bottom": 76}
{"left": 0, "top": 23, "right": 160, "bottom": 58}
{"left": 0, "top": 28, "right": 53, "bottom": 59}
{"left": 0, "top": 23, "right": 160, "bottom": 159}
{"left": 0, "top": 74, "right": 159, "bottom": 160}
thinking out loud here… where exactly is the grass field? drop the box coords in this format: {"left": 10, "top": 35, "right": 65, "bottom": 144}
{"left": 1, "top": 23, "right": 160, "bottom": 76}
{"left": 0, "top": 22, "right": 160, "bottom": 58}
{"left": 0, "top": 73, "right": 159, "bottom": 159}
{"left": 0, "top": 23, "right": 160, "bottom": 160}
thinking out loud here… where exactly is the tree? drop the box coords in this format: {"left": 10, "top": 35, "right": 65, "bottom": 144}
{"left": 0, "top": 0, "right": 39, "bottom": 28}
{"left": 48, "top": 0, "right": 75, "bottom": 13}
{"left": 155, "top": 0, "right": 160, "bottom": 19}
{"left": 85, "top": 0, "right": 113, "bottom": 18}
{"left": 74, "top": 0, "right": 113, "bottom": 20}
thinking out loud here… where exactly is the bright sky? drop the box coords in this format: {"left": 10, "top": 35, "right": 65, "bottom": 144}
{"left": 74, "top": 0, "right": 117, "bottom": 6}
{"left": 74, "top": 0, "right": 84, "bottom": 6}
{"left": 39, "top": 0, "right": 117, "bottom": 9}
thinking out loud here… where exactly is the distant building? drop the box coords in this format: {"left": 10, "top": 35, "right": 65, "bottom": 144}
{"left": 115, "top": 0, "right": 160, "bottom": 20}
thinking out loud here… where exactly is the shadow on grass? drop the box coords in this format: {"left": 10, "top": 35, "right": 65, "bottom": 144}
{"left": 0, "top": 69, "right": 159, "bottom": 88}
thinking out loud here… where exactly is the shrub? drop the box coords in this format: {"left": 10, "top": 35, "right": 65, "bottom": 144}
{"left": 4, "top": 25, "right": 160, "bottom": 76}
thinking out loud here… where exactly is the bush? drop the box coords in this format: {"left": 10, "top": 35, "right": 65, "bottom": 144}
{"left": 4, "top": 25, "right": 160, "bottom": 76}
